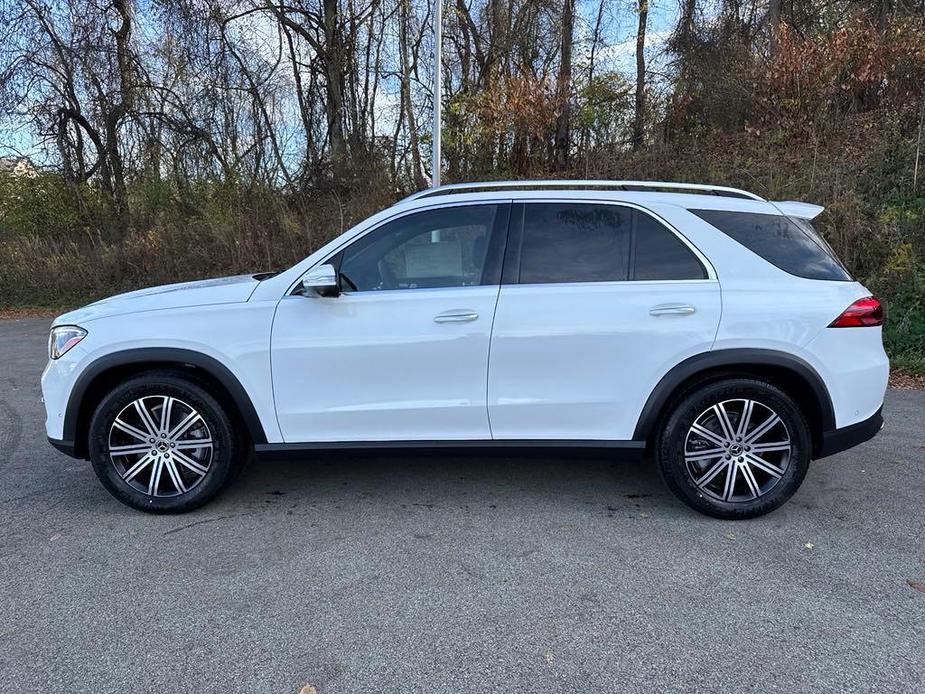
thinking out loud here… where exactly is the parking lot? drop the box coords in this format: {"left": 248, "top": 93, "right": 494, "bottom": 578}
{"left": 1, "top": 316, "right": 923, "bottom": 693}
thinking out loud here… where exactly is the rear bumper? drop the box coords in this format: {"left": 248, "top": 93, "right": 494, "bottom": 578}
{"left": 816, "top": 406, "right": 883, "bottom": 459}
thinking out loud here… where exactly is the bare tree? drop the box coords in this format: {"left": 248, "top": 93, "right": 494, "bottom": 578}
{"left": 555, "top": 0, "right": 575, "bottom": 168}
{"left": 632, "top": 0, "right": 648, "bottom": 150}
{"left": 399, "top": 0, "right": 426, "bottom": 188}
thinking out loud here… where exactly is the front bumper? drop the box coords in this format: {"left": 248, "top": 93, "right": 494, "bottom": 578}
{"left": 816, "top": 406, "right": 883, "bottom": 459}
{"left": 41, "top": 346, "right": 87, "bottom": 442}
{"left": 47, "top": 437, "right": 79, "bottom": 458}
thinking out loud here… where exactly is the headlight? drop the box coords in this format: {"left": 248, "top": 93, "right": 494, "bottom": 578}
{"left": 49, "top": 325, "right": 87, "bottom": 360}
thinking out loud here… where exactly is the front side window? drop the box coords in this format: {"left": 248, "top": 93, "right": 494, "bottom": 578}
{"left": 338, "top": 205, "right": 502, "bottom": 291}
{"left": 691, "top": 209, "right": 851, "bottom": 281}
{"left": 518, "top": 203, "right": 631, "bottom": 283}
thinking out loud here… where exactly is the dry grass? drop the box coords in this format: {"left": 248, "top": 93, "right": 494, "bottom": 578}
{"left": 0, "top": 306, "right": 59, "bottom": 320}
{"left": 0, "top": 181, "right": 393, "bottom": 308}
{"left": 889, "top": 369, "right": 925, "bottom": 389}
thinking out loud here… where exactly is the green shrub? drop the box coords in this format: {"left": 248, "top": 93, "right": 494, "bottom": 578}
{"left": 882, "top": 266, "right": 925, "bottom": 372}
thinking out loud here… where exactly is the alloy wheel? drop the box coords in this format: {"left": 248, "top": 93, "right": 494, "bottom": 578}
{"left": 684, "top": 398, "right": 792, "bottom": 503}
{"left": 107, "top": 395, "right": 213, "bottom": 497}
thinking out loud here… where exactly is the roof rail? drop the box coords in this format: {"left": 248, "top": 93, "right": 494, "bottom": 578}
{"left": 402, "top": 179, "right": 765, "bottom": 202}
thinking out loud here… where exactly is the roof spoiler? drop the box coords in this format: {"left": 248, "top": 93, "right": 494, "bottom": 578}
{"left": 773, "top": 201, "right": 825, "bottom": 219}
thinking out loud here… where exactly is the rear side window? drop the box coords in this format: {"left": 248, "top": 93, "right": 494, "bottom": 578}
{"left": 518, "top": 203, "right": 630, "bottom": 283}
{"left": 633, "top": 212, "right": 707, "bottom": 280}
{"left": 691, "top": 209, "right": 851, "bottom": 281}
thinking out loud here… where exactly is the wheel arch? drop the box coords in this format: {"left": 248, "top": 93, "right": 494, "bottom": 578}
{"left": 65, "top": 348, "right": 267, "bottom": 459}
{"left": 633, "top": 349, "right": 835, "bottom": 456}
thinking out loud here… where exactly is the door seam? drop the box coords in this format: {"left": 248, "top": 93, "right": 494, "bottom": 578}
{"left": 485, "top": 283, "right": 503, "bottom": 439}
{"left": 485, "top": 200, "right": 515, "bottom": 439}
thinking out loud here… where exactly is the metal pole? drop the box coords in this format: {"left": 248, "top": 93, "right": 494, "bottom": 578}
{"left": 432, "top": 0, "right": 442, "bottom": 187}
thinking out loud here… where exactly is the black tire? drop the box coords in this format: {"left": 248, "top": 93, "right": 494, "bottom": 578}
{"left": 88, "top": 371, "right": 244, "bottom": 513}
{"left": 655, "top": 378, "right": 811, "bottom": 519}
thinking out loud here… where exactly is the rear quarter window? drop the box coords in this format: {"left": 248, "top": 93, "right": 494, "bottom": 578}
{"left": 633, "top": 212, "right": 707, "bottom": 280}
{"left": 691, "top": 209, "right": 851, "bottom": 281}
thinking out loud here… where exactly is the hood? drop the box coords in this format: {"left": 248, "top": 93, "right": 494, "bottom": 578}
{"left": 54, "top": 274, "right": 260, "bottom": 326}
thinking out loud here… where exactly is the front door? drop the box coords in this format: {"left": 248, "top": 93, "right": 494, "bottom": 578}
{"left": 271, "top": 202, "right": 510, "bottom": 443}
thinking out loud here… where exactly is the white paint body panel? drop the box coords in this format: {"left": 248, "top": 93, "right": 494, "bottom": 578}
{"left": 41, "top": 343, "right": 90, "bottom": 440}
{"left": 55, "top": 274, "right": 260, "bottom": 324}
{"left": 271, "top": 287, "right": 499, "bottom": 442}
{"left": 43, "top": 293, "right": 281, "bottom": 443}
{"left": 488, "top": 281, "right": 721, "bottom": 439}
{"left": 711, "top": 274, "right": 887, "bottom": 428}
{"left": 803, "top": 326, "right": 888, "bottom": 426}
{"left": 42, "top": 185, "right": 889, "bottom": 451}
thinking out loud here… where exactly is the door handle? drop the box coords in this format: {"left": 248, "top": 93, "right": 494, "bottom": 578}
{"left": 649, "top": 304, "right": 696, "bottom": 316}
{"left": 434, "top": 309, "right": 479, "bottom": 323}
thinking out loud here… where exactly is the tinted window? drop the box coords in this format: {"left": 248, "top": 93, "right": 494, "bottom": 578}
{"left": 339, "top": 205, "right": 500, "bottom": 291}
{"left": 519, "top": 203, "right": 630, "bottom": 283}
{"left": 633, "top": 213, "right": 707, "bottom": 280}
{"left": 691, "top": 209, "right": 851, "bottom": 281}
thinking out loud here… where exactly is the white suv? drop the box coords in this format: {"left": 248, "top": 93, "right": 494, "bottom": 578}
{"left": 42, "top": 180, "right": 888, "bottom": 518}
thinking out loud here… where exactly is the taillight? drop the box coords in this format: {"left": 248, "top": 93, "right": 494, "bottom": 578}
{"left": 828, "top": 297, "right": 883, "bottom": 327}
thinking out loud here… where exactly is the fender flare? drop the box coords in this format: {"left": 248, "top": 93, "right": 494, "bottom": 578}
{"left": 63, "top": 348, "right": 268, "bottom": 453}
{"left": 632, "top": 348, "right": 835, "bottom": 441}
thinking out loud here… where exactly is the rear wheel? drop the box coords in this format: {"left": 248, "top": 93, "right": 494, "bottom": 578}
{"left": 656, "top": 378, "right": 811, "bottom": 519}
{"left": 88, "top": 372, "right": 244, "bottom": 513}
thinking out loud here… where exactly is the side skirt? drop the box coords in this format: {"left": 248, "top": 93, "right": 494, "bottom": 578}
{"left": 254, "top": 439, "right": 646, "bottom": 462}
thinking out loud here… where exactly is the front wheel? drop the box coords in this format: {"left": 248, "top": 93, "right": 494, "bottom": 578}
{"left": 88, "top": 372, "right": 244, "bottom": 513}
{"left": 656, "top": 378, "right": 811, "bottom": 519}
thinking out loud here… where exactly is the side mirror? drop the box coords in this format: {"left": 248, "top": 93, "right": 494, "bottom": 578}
{"left": 300, "top": 263, "right": 340, "bottom": 297}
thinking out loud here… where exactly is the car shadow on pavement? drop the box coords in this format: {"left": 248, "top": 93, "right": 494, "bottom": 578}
{"left": 220, "top": 449, "right": 677, "bottom": 516}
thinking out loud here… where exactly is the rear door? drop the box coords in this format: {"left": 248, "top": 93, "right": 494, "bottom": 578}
{"left": 487, "top": 201, "right": 721, "bottom": 441}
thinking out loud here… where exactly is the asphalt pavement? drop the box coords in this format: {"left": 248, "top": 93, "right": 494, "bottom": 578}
{"left": 1, "top": 317, "right": 923, "bottom": 693}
